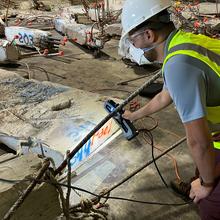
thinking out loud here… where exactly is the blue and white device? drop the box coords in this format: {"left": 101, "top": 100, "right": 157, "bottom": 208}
{"left": 104, "top": 99, "right": 139, "bottom": 141}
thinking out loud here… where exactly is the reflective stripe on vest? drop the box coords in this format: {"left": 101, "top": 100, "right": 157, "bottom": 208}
{"left": 212, "top": 132, "right": 220, "bottom": 150}
{"left": 162, "top": 30, "right": 220, "bottom": 127}
{"left": 163, "top": 30, "right": 220, "bottom": 76}
{"left": 214, "top": 141, "right": 220, "bottom": 149}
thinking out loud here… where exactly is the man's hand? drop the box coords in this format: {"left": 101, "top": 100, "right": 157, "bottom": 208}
{"left": 189, "top": 178, "right": 213, "bottom": 203}
{"left": 122, "top": 110, "right": 138, "bottom": 122}
{"left": 122, "top": 89, "right": 172, "bottom": 123}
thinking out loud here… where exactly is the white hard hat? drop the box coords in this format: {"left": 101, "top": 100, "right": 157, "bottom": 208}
{"left": 121, "top": 0, "right": 171, "bottom": 39}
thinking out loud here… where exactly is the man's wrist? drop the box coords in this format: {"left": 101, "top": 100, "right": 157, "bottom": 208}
{"left": 199, "top": 176, "right": 216, "bottom": 188}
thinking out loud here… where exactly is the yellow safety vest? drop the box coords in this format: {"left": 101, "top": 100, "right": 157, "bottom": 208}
{"left": 162, "top": 30, "right": 220, "bottom": 149}
{"left": 214, "top": 141, "right": 220, "bottom": 149}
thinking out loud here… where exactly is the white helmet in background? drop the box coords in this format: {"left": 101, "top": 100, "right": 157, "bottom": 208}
{"left": 121, "top": 0, "right": 171, "bottom": 39}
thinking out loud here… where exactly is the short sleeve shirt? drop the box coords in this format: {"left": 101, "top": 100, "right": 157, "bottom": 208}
{"left": 163, "top": 31, "right": 220, "bottom": 129}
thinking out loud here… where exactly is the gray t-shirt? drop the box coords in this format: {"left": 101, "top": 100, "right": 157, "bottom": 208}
{"left": 163, "top": 33, "right": 220, "bottom": 130}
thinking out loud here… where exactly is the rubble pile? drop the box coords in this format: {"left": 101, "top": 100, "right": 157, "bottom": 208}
{"left": 0, "top": 0, "right": 17, "bottom": 10}
{"left": 171, "top": 1, "right": 220, "bottom": 38}
{"left": 0, "top": 1, "right": 220, "bottom": 66}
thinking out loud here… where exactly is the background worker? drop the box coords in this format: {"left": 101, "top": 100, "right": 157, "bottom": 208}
{"left": 121, "top": 0, "right": 220, "bottom": 219}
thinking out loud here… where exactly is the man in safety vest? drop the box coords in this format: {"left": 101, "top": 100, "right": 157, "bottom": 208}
{"left": 122, "top": 0, "right": 220, "bottom": 219}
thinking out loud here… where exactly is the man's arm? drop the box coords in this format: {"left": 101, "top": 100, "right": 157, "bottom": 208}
{"left": 123, "top": 89, "right": 172, "bottom": 121}
{"left": 185, "top": 117, "right": 216, "bottom": 203}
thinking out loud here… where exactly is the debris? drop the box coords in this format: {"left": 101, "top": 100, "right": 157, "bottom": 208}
{"left": 51, "top": 99, "right": 72, "bottom": 111}
{"left": 198, "top": 2, "right": 220, "bottom": 15}
{"left": 5, "top": 26, "right": 61, "bottom": 53}
{"left": 104, "top": 23, "right": 122, "bottom": 37}
{"left": 0, "top": 0, "right": 17, "bottom": 10}
{"left": 0, "top": 39, "right": 21, "bottom": 64}
{"left": 0, "top": 154, "right": 62, "bottom": 220}
{"left": 170, "top": 1, "right": 220, "bottom": 37}
{"left": 19, "top": 1, "right": 33, "bottom": 11}
{"left": 32, "top": 0, "right": 51, "bottom": 11}
{"left": 54, "top": 2, "right": 122, "bottom": 55}
{"left": 55, "top": 17, "right": 104, "bottom": 50}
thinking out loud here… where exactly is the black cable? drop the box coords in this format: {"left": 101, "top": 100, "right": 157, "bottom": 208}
{"left": 139, "top": 129, "right": 168, "bottom": 188}
{"left": 52, "top": 182, "right": 192, "bottom": 206}
{"left": 0, "top": 177, "right": 191, "bottom": 206}
{"left": 150, "top": 131, "right": 168, "bottom": 187}
{"left": 0, "top": 178, "right": 20, "bottom": 183}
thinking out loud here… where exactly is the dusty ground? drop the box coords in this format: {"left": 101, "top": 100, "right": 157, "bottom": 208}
{"left": 1, "top": 29, "right": 160, "bottom": 100}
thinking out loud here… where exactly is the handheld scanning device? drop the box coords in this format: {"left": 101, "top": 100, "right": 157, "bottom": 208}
{"left": 104, "top": 99, "right": 139, "bottom": 140}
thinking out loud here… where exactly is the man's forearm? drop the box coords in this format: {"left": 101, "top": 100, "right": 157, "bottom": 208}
{"left": 131, "top": 89, "right": 172, "bottom": 120}
{"left": 189, "top": 142, "right": 216, "bottom": 183}
{"left": 185, "top": 118, "right": 217, "bottom": 184}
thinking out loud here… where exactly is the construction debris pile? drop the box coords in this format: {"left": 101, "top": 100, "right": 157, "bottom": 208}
{"left": 171, "top": 0, "right": 220, "bottom": 37}
{"left": 0, "top": 0, "right": 220, "bottom": 64}
{"left": 0, "top": 0, "right": 17, "bottom": 10}
{"left": 0, "top": 0, "right": 123, "bottom": 63}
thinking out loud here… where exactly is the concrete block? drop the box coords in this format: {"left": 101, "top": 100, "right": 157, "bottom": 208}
{"left": 198, "top": 2, "right": 220, "bottom": 14}
{"left": 104, "top": 23, "right": 122, "bottom": 36}
{"left": 5, "top": 26, "right": 51, "bottom": 48}
{"left": 54, "top": 18, "right": 74, "bottom": 34}
{"left": 0, "top": 39, "right": 20, "bottom": 63}
{"left": 66, "top": 23, "right": 103, "bottom": 47}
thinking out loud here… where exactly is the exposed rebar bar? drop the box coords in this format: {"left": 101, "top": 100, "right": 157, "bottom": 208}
{"left": 66, "top": 150, "right": 72, "bottom": 220}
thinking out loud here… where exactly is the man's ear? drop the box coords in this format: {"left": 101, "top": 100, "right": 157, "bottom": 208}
{"left": 144, "top": 29, "right": 156, "bottom": 43}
